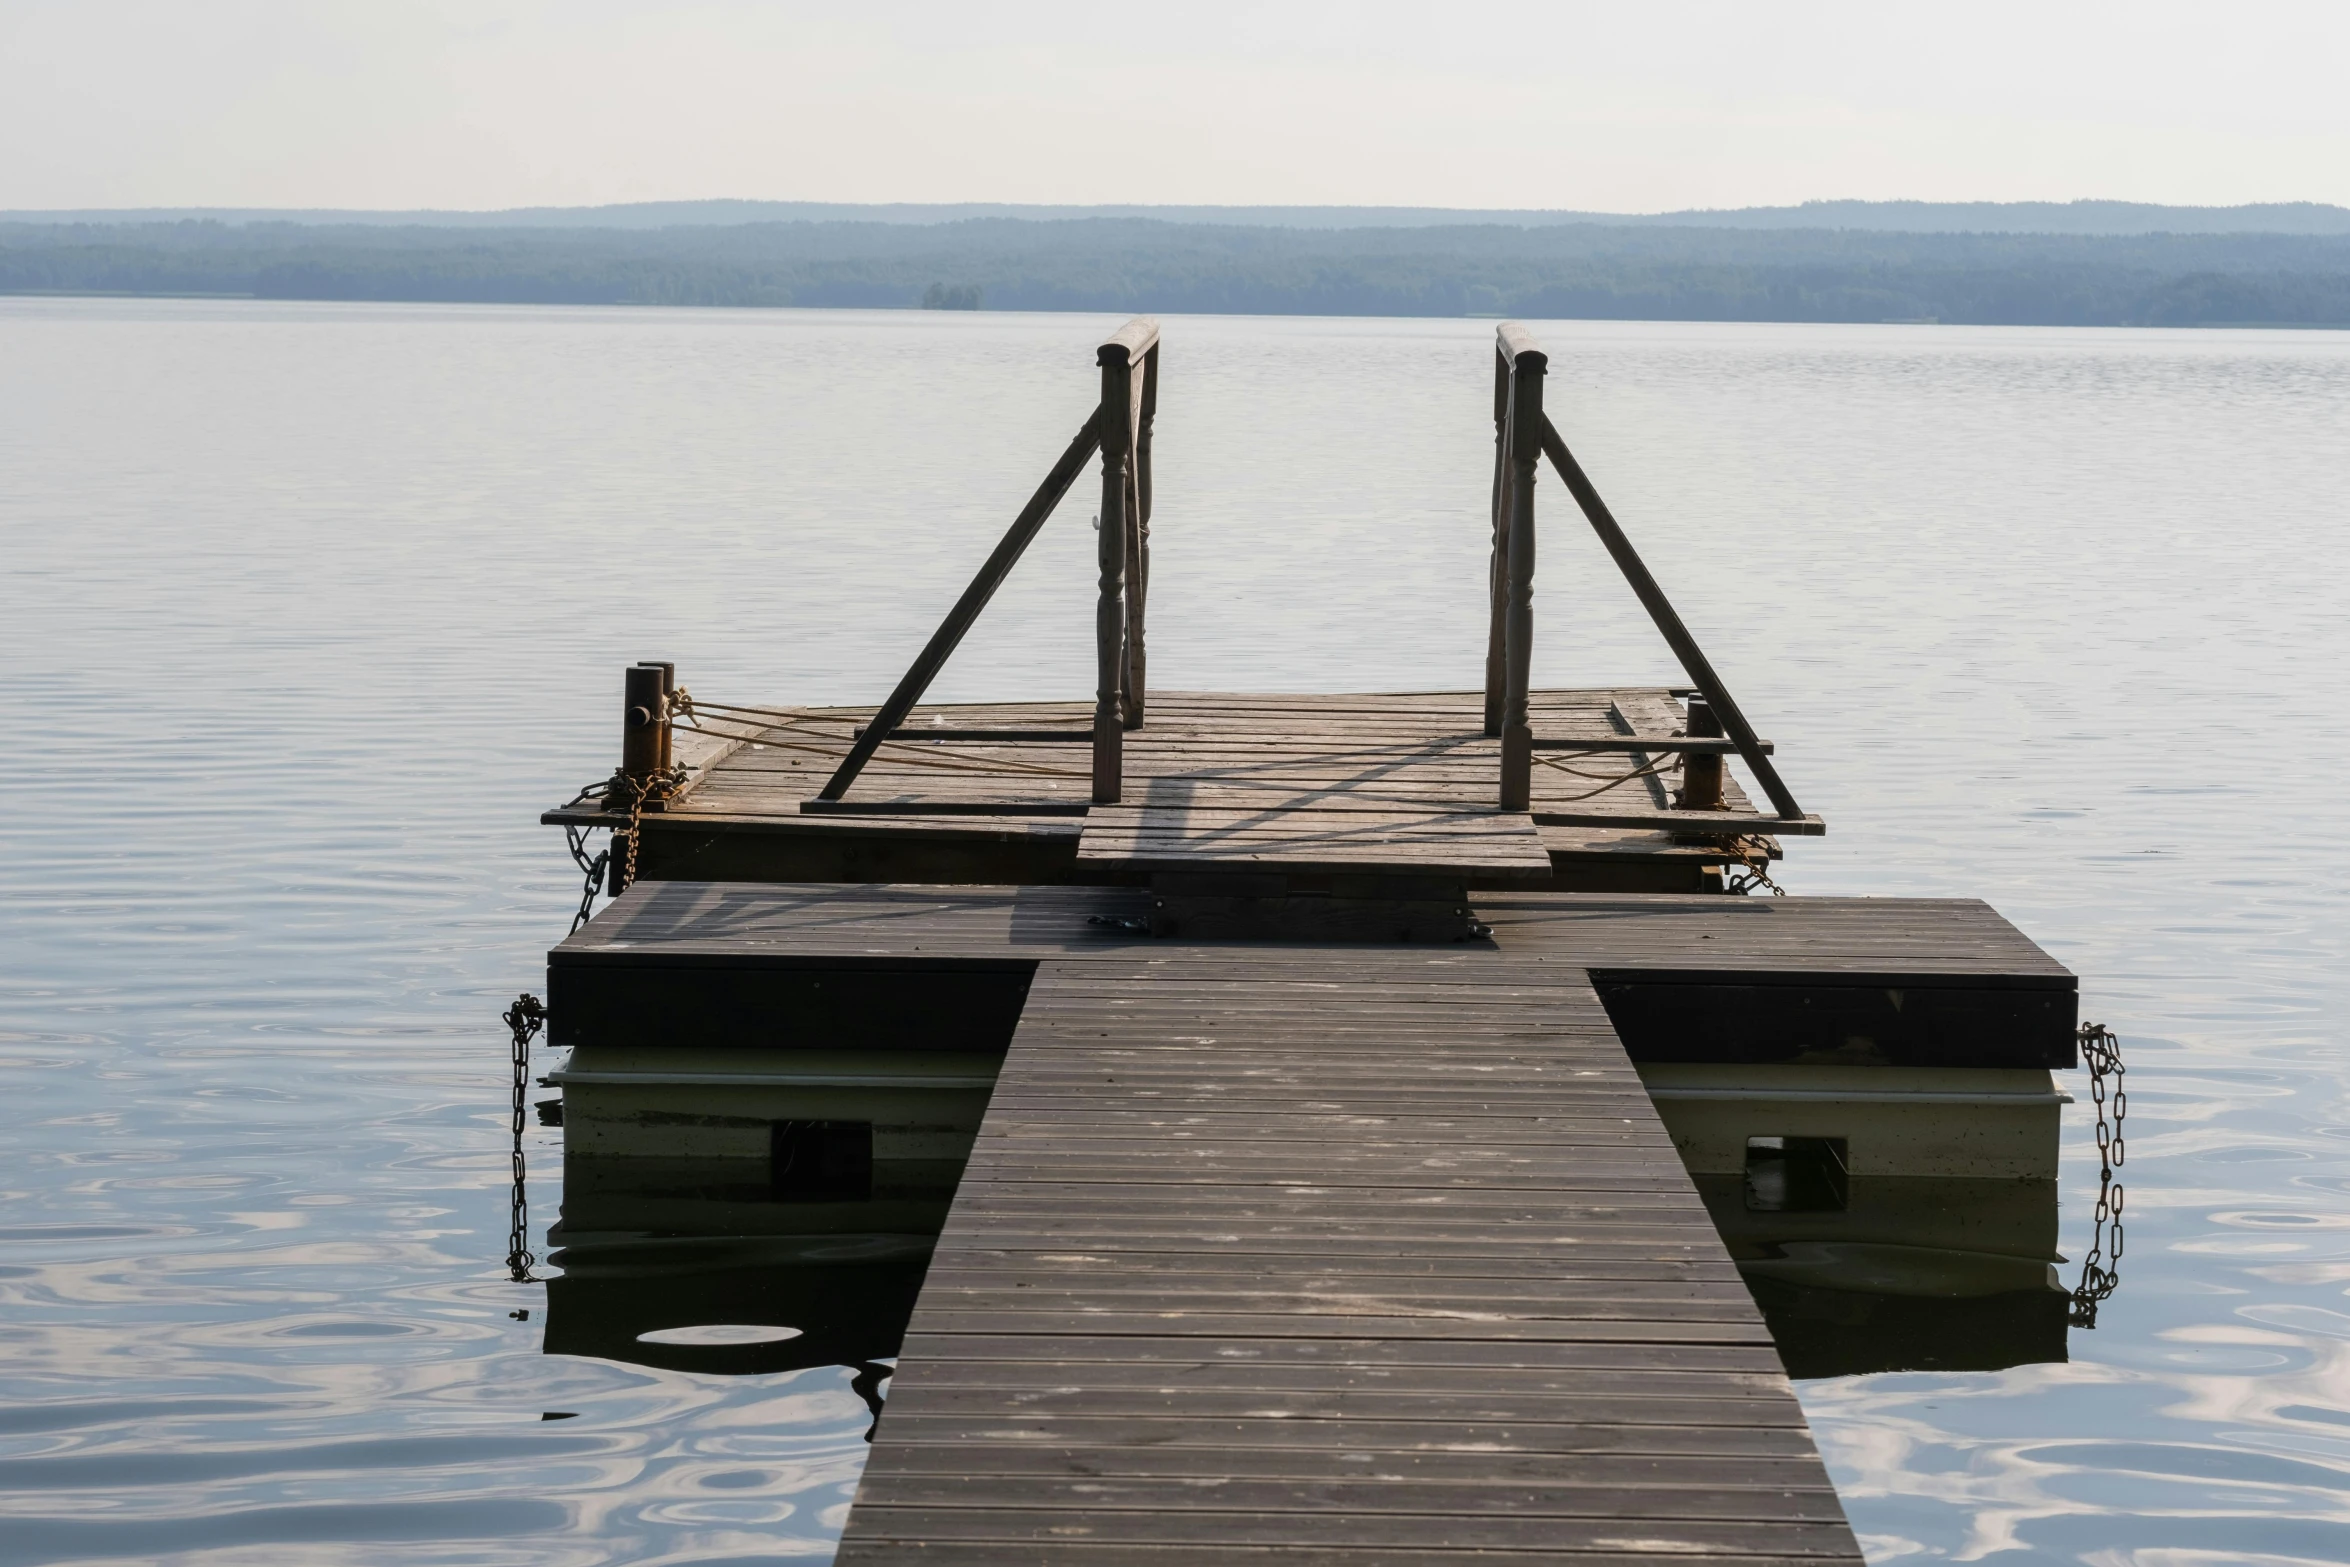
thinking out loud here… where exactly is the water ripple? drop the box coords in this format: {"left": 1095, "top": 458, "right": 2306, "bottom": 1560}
{"left": 4, "top": 299, "right": 2347, "bottom": 1563}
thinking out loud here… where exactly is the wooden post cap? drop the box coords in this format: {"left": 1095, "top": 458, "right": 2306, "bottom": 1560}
{"left": 1495, "top": 321, "right": 1548, "bottom": 370}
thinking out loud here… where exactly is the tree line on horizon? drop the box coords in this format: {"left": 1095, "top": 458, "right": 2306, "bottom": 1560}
{"left": 4, "top": 216, "right": 2347, "bottom": 328}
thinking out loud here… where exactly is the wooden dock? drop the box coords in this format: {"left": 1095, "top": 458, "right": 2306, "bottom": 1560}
{"left": 549, "top": 318, "right": 1822, "bottom": 900}
{"left": 545, "top": 688, "right": 1803, "bottom": 895}
{"left": 531, "top": 319, "right": 2078, "bottom": 1560}
{"left": 548, "top": 884, "right": 2077, "bottom": 1562}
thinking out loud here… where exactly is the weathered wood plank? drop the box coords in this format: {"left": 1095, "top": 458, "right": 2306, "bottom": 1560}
{"left": 831, "top": 948, "right": 1860, "bottom": 1561}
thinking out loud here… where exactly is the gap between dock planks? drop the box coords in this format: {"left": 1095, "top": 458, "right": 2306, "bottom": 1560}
{"left": 835, "top": 949, "right": 1864, "bottom": 1564}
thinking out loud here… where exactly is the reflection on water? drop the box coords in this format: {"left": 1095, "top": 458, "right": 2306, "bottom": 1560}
{"left": 1642, "top": 1041, "right": 2109, "bottom": 1382}
{"left": 2, "top": 299, "right": 2346, "bottom": 1563}
{"left": 1746, "top": 1243, "right": 2070, "bottom": 1379}
{"left": 546, "top": 1227, "right": 928, "bottom": 1431}
{"left": 537, "top": 1033, "right": 979, "bottom": 1445}
{"left": 1693, "top": 1110, "right": 2079, "bottom": 1379}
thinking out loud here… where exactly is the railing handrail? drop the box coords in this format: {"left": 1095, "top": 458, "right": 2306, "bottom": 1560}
{"left": 1098, "top": 316, "right": 1162, "bottom": 367}
{"left": 817, "top": 317, "right": 1158, "bottom": 807}
{"left": 1484, "top": 320, "right": 1807, "bottom": 825}
{"left": 1537, "top": 414, "right": 1803, "bottom": 820}
{"left": 1091, "top": 319, "right": 1159, "bottom": 801}
{"left": 1495, "top": 322, "right": 1548, "bottom": 371}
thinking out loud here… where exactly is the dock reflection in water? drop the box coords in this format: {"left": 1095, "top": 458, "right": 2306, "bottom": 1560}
{"left": 545, "top": 1225, "right": 929, "bottom": 1429}
{"left": 532, "top": 1037, "right": 2111, "bottom": 1410}
{"left": 1718, "top": 1188, "right": 2071, "bottom": 1379}
{"left": 1649, "top": 1058, "right": 2105, "bottom": 1381}
{"left": 537, "top": 1043, "right": 987, "bottom": 1436}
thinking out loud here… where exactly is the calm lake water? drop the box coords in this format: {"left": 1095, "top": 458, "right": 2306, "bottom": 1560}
{"left": 2, "top": 297, "right": 2347, "bottom": 1565}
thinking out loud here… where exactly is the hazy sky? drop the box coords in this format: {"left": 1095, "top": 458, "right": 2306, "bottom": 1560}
{"left": 5, "top": 1, "right": 2347, "bottom": 213}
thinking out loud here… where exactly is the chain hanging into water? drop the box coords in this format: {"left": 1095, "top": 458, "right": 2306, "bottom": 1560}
{"left": 503, "top": 993, "right": 547, "bottom": 1283}
{"left": 2069, "top": 1021, "right": 2127, "bottom": 1327}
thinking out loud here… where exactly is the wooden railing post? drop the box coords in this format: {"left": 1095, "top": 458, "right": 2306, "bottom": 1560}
{"left": 1094, "top": 321, "right": 1158, "bottom": 802}
{"left": 810, "top": 315, "right": 1153, "bottom": 809}
{"left": 1496, "top": 324, "right": 1545, "bottom": 811}
{"left": 1093, "top": 358, "right": 1129, "bottom": 804}
{"left": 1681, "top": 698, "right": 1724, "bottom": 810}
{"left": 1124, "top": 340, "right": 1159, "bottom": 728}
{"left": 1484, "top": 347, "right": 1510, "bottom": 738}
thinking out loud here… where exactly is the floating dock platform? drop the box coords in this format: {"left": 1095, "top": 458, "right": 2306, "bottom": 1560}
{"left": 544, "top": 688, "right": 1798, "bottom": 896}
{"left": 549, "top": 884, "right": 2075, "bottom": 1561}
{"left": 533, "top": 319, "right": 2083, "bottom": 1561}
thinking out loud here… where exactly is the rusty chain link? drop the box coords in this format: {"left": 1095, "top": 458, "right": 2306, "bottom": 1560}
{"left": 556, "top": 756, "right": 685, "bottom": 935}
{"left": 1721, "top": 834, "right": 1787, "bottom": 896}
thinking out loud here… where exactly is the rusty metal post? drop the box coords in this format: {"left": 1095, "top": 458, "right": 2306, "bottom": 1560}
{"left": 615, "top": 664, "right": 665, "bottom": 802}
{"left": 608, "top": 664, "right": 666, "bottom": 891}
{"left": 1681, "top": 698, "right": 1724, "bottom": 810}
{"left": 636, "top": 661, "right": 675, "bottom": 774}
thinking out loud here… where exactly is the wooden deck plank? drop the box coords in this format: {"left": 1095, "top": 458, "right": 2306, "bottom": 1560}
{"left": 833, "top": 950, "right": 1862, "bottom": 1562}
{"left": 892, "top": 1335, "right": 1785, "bottom": 1371}
{"left": 840, "top": 1505, "right": 1858, "bottom": 1555}
{"left": 837, "top": 1549, "right": 1852, "bottom": 1567}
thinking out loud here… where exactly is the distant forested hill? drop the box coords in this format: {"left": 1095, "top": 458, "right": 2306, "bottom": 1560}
{"left": 5, "top": 212, "right": 2348, "bottom": 327}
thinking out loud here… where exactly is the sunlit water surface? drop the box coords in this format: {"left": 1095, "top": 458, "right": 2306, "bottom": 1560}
{"left": 2, "top": 298, "right": 2346, "bottom": 1565}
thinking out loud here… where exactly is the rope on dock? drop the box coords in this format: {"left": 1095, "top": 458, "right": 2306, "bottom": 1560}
{"left": 674, "top": 691, "right": 1094, "bottom": 781}
{"left": 1533, "top": 746, "right": 1683, "bottom": 800}
{"left": 2070, "top": 1022, "right": 2127, "bottom": 1328}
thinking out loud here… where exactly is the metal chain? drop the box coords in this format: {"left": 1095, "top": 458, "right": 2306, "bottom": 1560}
{"left": 556, "top": 761, "right": 685, "bottom": 934}
{"left": 502, "top": 993, "right": 548, "bottom": 1283}
{"left": 2069, "top": 1020, "right": 2127, "bottom": 1327}
{"left": 563, "top": 823, "right": 609, "bottom": 934}
{"left": 1721, "top": 834, "right": 1787, "bottom": 896}
{"left": 608, "top": 766, "right": 679, "bottom": 895}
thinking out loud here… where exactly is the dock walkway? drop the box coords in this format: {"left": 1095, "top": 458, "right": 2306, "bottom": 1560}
{"left": 846, "top": 951, "right": 1850, "bottom": 1563}
{"left": 550, "top": 884, "right": 2074, "bottom": 1561}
